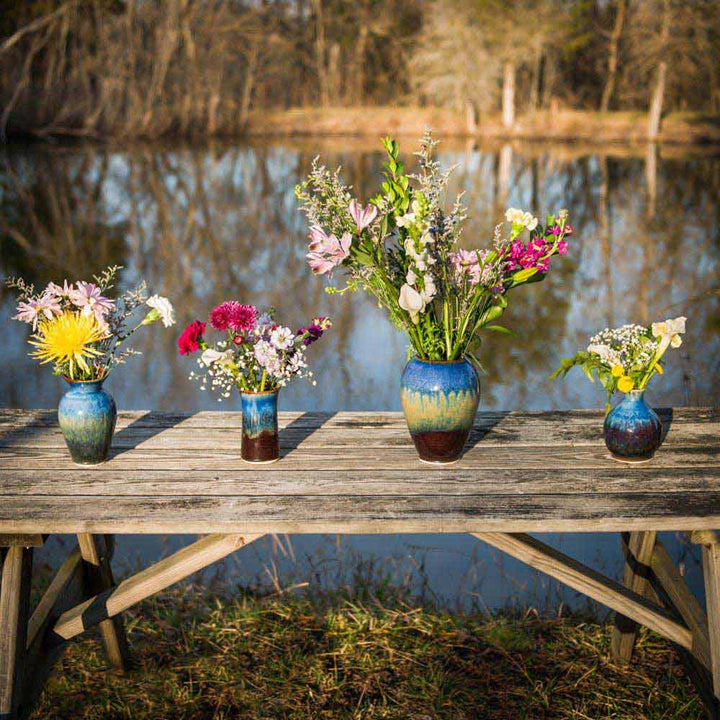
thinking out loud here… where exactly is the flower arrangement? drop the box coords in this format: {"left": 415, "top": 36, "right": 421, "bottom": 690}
{"left": 551, "top": 316, "right": 687, "bottom": 411}
{"left": 296, "top": 131, "right": 573, "bottom": 363}
{"left": 8, "top": 266, "right": 175, "bottom": 380}
{"left": 179, "top": 303, "right": 331, "bottom": 399}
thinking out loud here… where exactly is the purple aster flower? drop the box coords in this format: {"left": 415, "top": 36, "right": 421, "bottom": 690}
{"left": 69, "top": 281, "right": 114, "bottom": 321}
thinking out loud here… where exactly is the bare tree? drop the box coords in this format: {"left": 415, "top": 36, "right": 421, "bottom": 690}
{"left": 599, "top": 0, "right": 627, "bottom": 112}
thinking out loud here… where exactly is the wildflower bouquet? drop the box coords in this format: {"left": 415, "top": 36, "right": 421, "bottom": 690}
{"left": 8, "top": 266, "right": 175, "bottom": 380}
{"left": 296, "top": 131, "right": 573, "bottom": 364}
{"left": 551, "top": 316, "right": 687, "bottom": 411}
{"left": 179, "top": 302, "right": 331, "bottom": 399}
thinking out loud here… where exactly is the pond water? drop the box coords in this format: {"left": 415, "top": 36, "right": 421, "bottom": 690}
{"left": 1, "top": 137, "right": 718, "bottom": 613}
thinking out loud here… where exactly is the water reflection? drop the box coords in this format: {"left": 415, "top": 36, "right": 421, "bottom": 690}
{"left": 1, "top": 138, "right": 718, "bottom": 610}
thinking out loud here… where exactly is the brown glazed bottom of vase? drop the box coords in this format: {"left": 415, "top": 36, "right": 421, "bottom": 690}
{"left": 242, "top": 430, "right": 279, "bottom": 463}
{"left": 410, "top": 429, "right": 469, "bottom": 464}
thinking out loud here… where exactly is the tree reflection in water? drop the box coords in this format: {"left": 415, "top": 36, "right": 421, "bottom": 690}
{"left": 1, "top": 138, "right": 719, "bottom": 611}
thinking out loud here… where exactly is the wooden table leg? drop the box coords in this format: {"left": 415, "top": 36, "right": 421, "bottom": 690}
{"left": 702, "top": 540, "right": 720, "bottom": 707}
{"left": 77, "top": 534, "right": 130, "bottom": 671}
{"left": 612, "top": 530, "right": 657, "bottom": 664}
{"left": 0, "top": 546, "right": 32, "bottom": 720}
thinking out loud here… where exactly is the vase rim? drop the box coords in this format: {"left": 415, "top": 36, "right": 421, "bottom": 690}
{"left": 239, "top": 388, "right": 280, "bottom": 396}
{"left": 411, "top": 356, "right": 469, "bottom": 365}
{"left": 62, "top": 375, "right": 107, "bottom": 385}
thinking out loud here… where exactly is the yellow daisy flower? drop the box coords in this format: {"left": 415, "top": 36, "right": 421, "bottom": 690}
{"left": 29, "top": 312, "right": 107, "bottom": 379}
{"left": 617, "top": 375, "right": 635, "bottom": 393}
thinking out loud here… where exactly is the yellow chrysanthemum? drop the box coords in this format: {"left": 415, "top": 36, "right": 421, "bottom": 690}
{"left": 617, "top": 375, "right": 635, "bottom": 393}
{"left": 29, "top": 312, "right": 106, "bottom": 379}
{"left": 611, "top": 364, "right": 624, "bottom": 378}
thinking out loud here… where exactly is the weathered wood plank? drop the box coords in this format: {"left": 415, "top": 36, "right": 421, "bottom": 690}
{"left": 22, "top": 546, "right": 85, "bottom": 716}
{"left": 649, "top": 539, "right": 711, "bottom": 670}
{"left": 0, "top": 546, "right": 32, "bottom": 719}
{"left": 77, "top": 534, "right": 130, "bottom": 671}
{"left": 703, "top": 543, "right": 720, "bottom": 700}
{"left": 0, "top": 411, "right": 717, "bottom": 450}
{"left": 53, "top": 534, "right": 263, "bottom": 641}
{"left": 472, "top": 532, "right": 694, "bottom": 651}
{"left": 0, "top": 466, "right": 719, "bottom": 498}
{"left": 1, "top": 493, "right": 720, "bottom": 534}
{"left": 612, "top": 531, "right": 657, "bottom": 663}
{"left": 0, "top": 534, "right": 46, "bottom": 547}
{"left": 0, "top": 407, "right": 716, "bottom": 429}
{"left": 0, "top": 445, "right": 717, "bottom": 473}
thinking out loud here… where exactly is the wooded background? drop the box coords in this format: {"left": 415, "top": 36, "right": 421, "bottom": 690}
{"left": 0, "top": 0, "right": 718, "bottom": 140}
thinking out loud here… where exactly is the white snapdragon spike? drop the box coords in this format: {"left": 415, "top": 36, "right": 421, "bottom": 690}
{"left": 396, "top": 213, "right": 416, "bottom": 228}
{"left": 146, "top": 295, "right": 176, "bottom": 327}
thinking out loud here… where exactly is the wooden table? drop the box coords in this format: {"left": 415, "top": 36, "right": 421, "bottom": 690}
{"left": 0, "top": 407, "right": 719, "bottom": 718}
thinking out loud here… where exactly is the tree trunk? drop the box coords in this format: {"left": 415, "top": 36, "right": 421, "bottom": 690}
{"left": 502, "top": 61, "right": 516, "bottom": 129}
{"left": 647, "top": 0, "right": 670, "bottom": 140}
{"left": 328, "top": 42, "right": 340, "bottom": 104}
{"left": 239, "top": 41, "right": 259, "bottom": 127}
{"left": 466, "top": 100, "right": 479, "bottom": 134}
{"left": 354, "top": 22, "right": 368, "bottom": 104}
{"left": 311, "top": 0, "right": 329, "bottom": 107}
{"left": 530, "top": 50, "right": 543, "bottom": 113}
{"left": 600, "top": 0, "right": 626, "bottom": 112}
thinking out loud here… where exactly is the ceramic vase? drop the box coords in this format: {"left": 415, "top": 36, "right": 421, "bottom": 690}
{"left": 57, "top": 378, "right": 117, "bottom": 465}
{"left": 400, "top": 357, "right": 480, "bottom": 464}
{"left": 603, "top": 389, "right": 662, "bottom": 462}
{"left": 240, "top": 390, "right": 280, "bottom": 463}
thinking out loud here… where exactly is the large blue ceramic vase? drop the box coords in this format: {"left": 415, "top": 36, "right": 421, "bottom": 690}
{"left": 400, "top": 357, "right": 480, "bottom": 464}
{"left": 241, "top": 390, "right": 280, "bottom": 463}
{"left": 603, "top": 390, "right": 662, "bottom": 462}
{"left": 57, "top": 378, "right": 117, "bottom": 465}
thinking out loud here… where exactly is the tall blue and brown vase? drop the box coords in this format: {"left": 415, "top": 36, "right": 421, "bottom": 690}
{"left": 400, "top": 357, "right": 480, "bottom": 464}
{"left": 241, "top": 390, "right": 280, "bottom": 463}
{"left": 57, "top": 377, "right": 117, "bottom": 465}
{"left": 603, "top": 390, "right": 662, "bottom": 462}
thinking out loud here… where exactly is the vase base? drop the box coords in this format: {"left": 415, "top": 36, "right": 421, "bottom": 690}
{"left": 241, "top": 457, "right": 280, "bottom": 465}
{"left": 609, "top": 453, "right": 655, "bottom": 464}
{"left": 72, "top": 459, "right": 108, "bottom": 466}
{"left": 418, "top": 457, "right": 461, "bottom": 466}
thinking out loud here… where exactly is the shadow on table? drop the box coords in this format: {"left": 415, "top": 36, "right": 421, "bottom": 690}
{"left": 656, "top": 407, "right": 674, "bottom": 446}
{"left": 110, "top": 411, "right": 187, "bottom": 458}
{"left": 464, "top": 411, "right": 512, "bottom": 452}
{"left": 0, "top": 410, "right": 57, "bottom": 448}
{"left": 281, "top": 411, "right": 336, "bottom": 459}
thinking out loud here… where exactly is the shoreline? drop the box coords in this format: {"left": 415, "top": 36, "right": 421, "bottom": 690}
{"left": 247, "top": 106, "right": 720, "bottom": 146}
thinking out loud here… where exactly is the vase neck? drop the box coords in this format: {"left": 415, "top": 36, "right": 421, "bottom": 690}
{"left": 64, "top": 379, "right": 105, "bottom": 394}
{"left": 622, "top": 389, "right": 646, "bottom": 403}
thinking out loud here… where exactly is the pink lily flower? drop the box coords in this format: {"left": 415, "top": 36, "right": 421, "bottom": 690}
{"left": 306, "top": 231, "right": 352, "bottom": 275}
{"left": 349, "top": 199, "right": 378, "bottom": 233}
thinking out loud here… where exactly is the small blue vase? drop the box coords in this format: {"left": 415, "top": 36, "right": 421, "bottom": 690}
{"left": 400, "top": 357, "right": 480, "bottom": 464}
{"left": 57, "top": 378, "right": 117, "bottom": 465}
{"left": 604, "top": 390, "right": 662, "bottom": 462}
{"left": 241, "top": 390, "right": 280, "bottom": 463}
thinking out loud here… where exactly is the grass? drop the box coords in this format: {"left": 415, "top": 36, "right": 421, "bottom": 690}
{"left": 31, "top": 584, "right": 705, "bottom": 720}
{"left": 247, "top": 106, "right": 720, "bottom": 144}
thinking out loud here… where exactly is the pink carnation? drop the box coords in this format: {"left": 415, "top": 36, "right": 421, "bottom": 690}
{"left": 210, "top": 302, "right": 257, "bottom": 332}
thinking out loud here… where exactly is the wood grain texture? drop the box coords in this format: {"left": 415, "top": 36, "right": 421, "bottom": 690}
{"left": 77, "top": 534, "right": 130, "bottom": 671}
{"left": 54, "top": 534, "right": 262, "bottom": 641}
{"left": 0, "top": 546, "right": 32, "bottom": 719}
{"left": 0, "top": 409, "right": 717, "bottom": 534}
{"left": 612, "top": 531, "right": 657, "bottom": 663}
{"left": 703, "top": 543, "right": 720, "bottom": 698}
{"left": 650, "top": 539, "right": 711, "bottom": 670}
{"left": 472, "top": 532, "right": 693, "bottom": 651}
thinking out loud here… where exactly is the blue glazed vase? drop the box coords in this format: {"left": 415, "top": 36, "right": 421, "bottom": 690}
{"left": 400, "top": 357, "right": 480, "bottom": 464}
{"left": 603, "top": 390, "right": 662, "bottom": 462}
{"left": 57, "top": 378, "right": 117, "bottom": 465}
{"left": 241, "top": 390, "right": 280, "bottom": 463}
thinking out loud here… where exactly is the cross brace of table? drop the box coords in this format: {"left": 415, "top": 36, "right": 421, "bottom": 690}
{"left": 0, "top": 530, "right": 718, "bottom": 719}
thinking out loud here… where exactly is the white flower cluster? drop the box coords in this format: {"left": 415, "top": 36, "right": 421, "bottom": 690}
{"left": 506, "top": 208, "right": 539, "bottom": 232}
{"left": 587, "top": 324, "right": 658, "bottom": 371}
{"left": 397, "top": 200, "right": 437, "bottom": 324}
